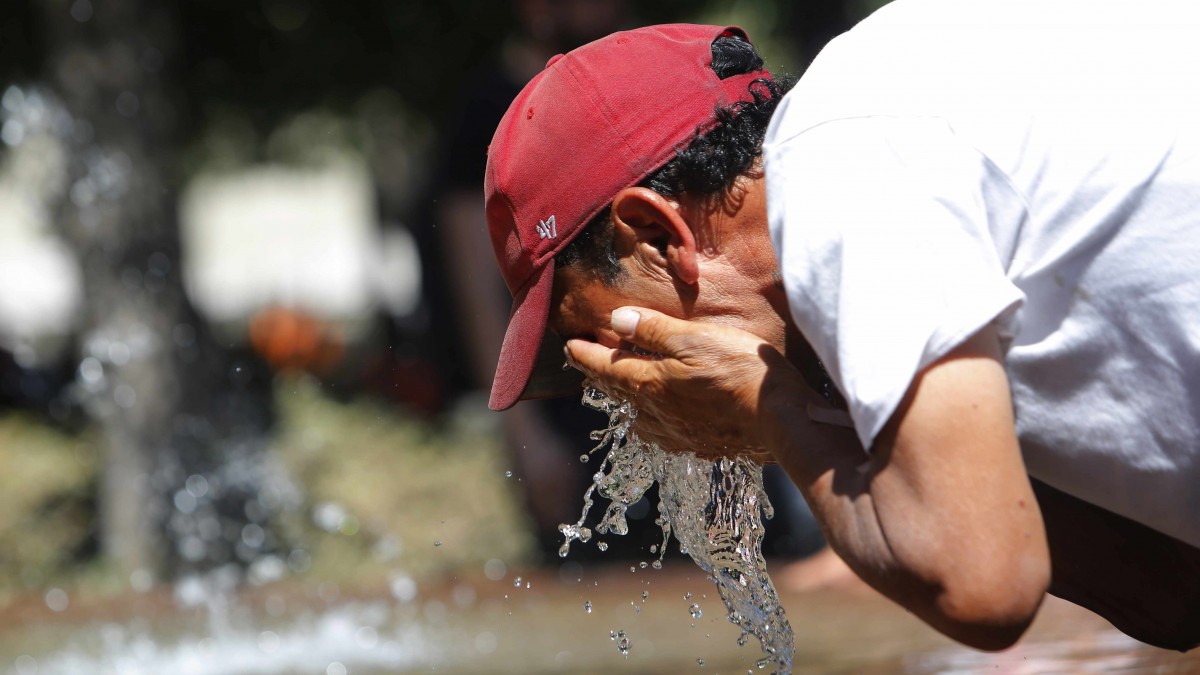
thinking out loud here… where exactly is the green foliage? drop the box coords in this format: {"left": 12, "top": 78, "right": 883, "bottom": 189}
{"left": 269, "top": 376, "right": 536, "bottom": 584}
{"left": 0, "top": 414, "right": 97, "bottom": 589}
{"left": 0, "top": 378, "right": 536, "bottom": 597}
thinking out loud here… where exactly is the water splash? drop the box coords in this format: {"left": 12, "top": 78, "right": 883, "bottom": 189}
{"left": 9, "top": 601, "right": 434, "bottom": 675}
{"left": 559, "top": 387, "right": 795, "bottom": 673}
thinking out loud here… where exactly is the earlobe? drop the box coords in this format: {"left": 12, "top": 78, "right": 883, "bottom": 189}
{"left": 611, "top": 187, "right": 700, "bottom": 285}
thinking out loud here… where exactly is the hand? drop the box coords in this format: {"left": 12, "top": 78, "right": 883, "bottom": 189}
{"left": 564, "top": 306, "right": 806, "bottom": 461}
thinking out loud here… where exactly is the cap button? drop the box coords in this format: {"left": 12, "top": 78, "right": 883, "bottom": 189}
{"left": 545, "top": 53, "right": 565, "bottom": 69}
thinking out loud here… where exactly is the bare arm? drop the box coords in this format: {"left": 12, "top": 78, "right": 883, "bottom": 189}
{"left": 762, "top": 327, "right": 1048, "bottom": 649}
{"left": 567, "top": 308, "right": 1049, "bottom": 650}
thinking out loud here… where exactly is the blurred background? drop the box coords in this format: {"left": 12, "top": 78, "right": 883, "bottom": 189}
{"left": 0, "top": 1, "right": 883, "bottom": 671}
{"left": 10, "top": 1, "right": 1195, "bottom": 674}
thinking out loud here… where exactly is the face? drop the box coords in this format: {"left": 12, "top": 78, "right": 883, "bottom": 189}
{"left": 548, "top": 263, "right": 646, "bottom": 350}
{"left": 547, "top": 175, "right": 790, "bottom": 354}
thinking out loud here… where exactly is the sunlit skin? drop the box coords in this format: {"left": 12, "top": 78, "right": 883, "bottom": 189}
{"left": 549, "top": 173, "right": 788, "bottom": 358}
{"left": 549, "top": 174, "right": 801, "bottom": 460}
{"left": 553, "top": 168, "right": 1054, "bottom": 650}
{"left": 552, "top": 165, "right": 1200, "bottom": 651}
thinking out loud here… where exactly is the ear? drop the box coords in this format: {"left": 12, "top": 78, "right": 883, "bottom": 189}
{"left": 610, "top": 187, "right": 699, "bottom": 285}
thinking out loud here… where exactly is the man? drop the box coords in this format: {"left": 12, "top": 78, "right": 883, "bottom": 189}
{"left": 483, "top": 2, "right": 1200, "bottom": 652}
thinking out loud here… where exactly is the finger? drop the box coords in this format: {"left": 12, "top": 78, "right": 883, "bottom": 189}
{"left": 563, "top": 338, "right": 613, "bottom": 376}
{"left": 566, "top": 338, "right": 664, "bottom": 393}
{"left": 608, "top": 306, "right": 697, "bottom": 355}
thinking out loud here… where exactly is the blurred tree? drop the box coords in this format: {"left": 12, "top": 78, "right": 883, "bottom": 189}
{"left": 38, "top": 0, "right": 277, "bottom": 578}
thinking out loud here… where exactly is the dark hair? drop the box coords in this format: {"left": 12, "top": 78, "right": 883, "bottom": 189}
{"left": 554, "top": 35, "right": 796, "bottom": 282}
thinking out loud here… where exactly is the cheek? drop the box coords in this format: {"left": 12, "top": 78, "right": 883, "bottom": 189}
{"left": 549, "top": 291, "right": 598, "bottom": 340}
{"left": 550, "top": 288, "right": 626, "bottom": 345}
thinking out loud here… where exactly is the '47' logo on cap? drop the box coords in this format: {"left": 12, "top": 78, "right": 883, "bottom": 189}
{"left": 536, "top": 215, "right": 557, "bottom": 240}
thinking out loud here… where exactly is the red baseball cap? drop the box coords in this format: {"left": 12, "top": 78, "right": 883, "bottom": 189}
{"left": 484, "top": 24, "right": 771, "bottom": 410}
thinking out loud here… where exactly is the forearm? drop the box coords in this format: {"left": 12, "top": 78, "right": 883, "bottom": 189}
{"left": 758, "top": 354, "right": 1047, "bottom": 650}
{"left": 564, "top": 306, "right": 1047, "bottom": 648}
{"left": 758, "top": 383, "right": 929, "bottom": 614}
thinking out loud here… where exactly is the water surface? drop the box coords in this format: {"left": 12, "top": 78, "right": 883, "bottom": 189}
{"left": 4, "top": 562, "right": 1198, "bottom": 674}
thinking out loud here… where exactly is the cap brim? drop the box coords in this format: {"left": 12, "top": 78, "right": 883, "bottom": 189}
{"left": 519, "top": 328, "right": 586, "bottom": 402}
{"left": 488, "top": 264, "right": 583, "bottom": 410}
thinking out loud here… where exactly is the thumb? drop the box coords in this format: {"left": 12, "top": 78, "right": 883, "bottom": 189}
{"left": 610, "top": 306, "right": 688, "bottom": 354}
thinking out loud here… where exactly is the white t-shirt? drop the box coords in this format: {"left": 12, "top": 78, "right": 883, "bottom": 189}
{"left": 763, "top": 0, "right": 1200, "bottom": 547}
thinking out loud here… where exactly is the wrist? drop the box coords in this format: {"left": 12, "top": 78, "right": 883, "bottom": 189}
{"left": 755, "top": 347, "right": 814, "bottom": 454}
{"left": 757, "top": 347, "right": 864, "bottom": 473}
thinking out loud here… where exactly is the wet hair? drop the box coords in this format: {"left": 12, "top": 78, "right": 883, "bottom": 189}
{"left": 554, "top": 35, "right": 797, "bottom": 283}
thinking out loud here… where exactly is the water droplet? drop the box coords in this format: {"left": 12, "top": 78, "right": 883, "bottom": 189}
{"left": 433, "top": 540, "right": 443, "bottom": 547}
{"left": 258, "top": 630, "right": 281, "bottom": 653}
{"left": 484, "top": 558, "right": 507, "bottom": 580}
{"left": 684, "top": 592, "right": 692, "bottom": 600}
{"left": 689, "top": 603, "right": 702, "bottom": 619}
{"left": 69, "top": 0, "right": 93, "bottom": 23}
{"left": 579, "top": 454, "right": 589, "bottom": 463}
{"left": 14, "top": 655, "right": 37, "bottom": 675}
{"left": 649, "top": 544, "right": 658, "bottom": 554}
{"left": 313, "top": 502, "right": 346, "bottom": 532}
{"left": 1, "top": 119, "right": 24, "bottom": 147}
{"left": 698, "top": 658, "right": 705, "bottom": 667}
{"left": 505, "top": 470, "right": 512, "bottom": 478}
{"left": 651, "top": 560, "right": 663, "bottom": 570}
{"left": 355, "top": 625, "right": 379, "bottom": 649}
{"left": 615, "top": 630, "right": 631, "bottom": 656}
{"left": 513, "top": 577, "right": 522, "bottom": 588}
{"left": 638, "top": 561, "right": 648, "bottom": 569}
{"left": 129, "top": 568, "right": 153, "bottom": 592}
{"left": 174, "top": 490, "right": 197, "bottom": 514}
{"left": 185, "top": 474, "right": 209, "bottom": 498}
{"left": 583, "top": 600, "right": 592, "bottom": 613}
{"left": 629, "top": 566, "right": 636, "bottom": 573}
{"left": 641, "top": 591, "right": 649, "bottom": 602}
{"left": 242, "top": 523, "right": 265, "bottom": 548}
{"left": 597, "top": 541, "right": 608, "bottom": 552}
{"left": 78, "top": 356, "right": 104, "bottom": 386}
{"left": 389, "top": 574, "right": 417, "bottom": 602}
{"left": 44, "top": 588, "right": 68, "bottom": 612}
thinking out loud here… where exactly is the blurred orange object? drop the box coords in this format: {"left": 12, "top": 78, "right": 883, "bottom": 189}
{"left": 248, "top": 306, "right": 344, "bottom": 375}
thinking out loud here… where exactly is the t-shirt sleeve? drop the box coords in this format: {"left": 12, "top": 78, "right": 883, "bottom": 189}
{"left": 764, "top": 115, "right": 1026, "bottom": 450}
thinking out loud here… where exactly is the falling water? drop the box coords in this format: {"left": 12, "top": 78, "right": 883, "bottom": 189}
{"left": 559, "top": 387, "right": 795, "bottom": 673}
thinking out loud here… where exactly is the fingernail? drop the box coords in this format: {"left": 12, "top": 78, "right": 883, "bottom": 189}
{"left": 611, "top": 308, "right": 640, "bottom": 337}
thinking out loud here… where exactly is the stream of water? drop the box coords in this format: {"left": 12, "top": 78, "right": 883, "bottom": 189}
{"left": 558, "top": 387, "right": 795, "bottom": 673}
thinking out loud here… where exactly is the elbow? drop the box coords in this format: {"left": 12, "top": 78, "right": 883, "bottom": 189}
{"left": 936, "top": 578, "right": 1046, "bottom": 650}
{"left": 932, "top": 554, "right": 1050, "bottom": 651}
